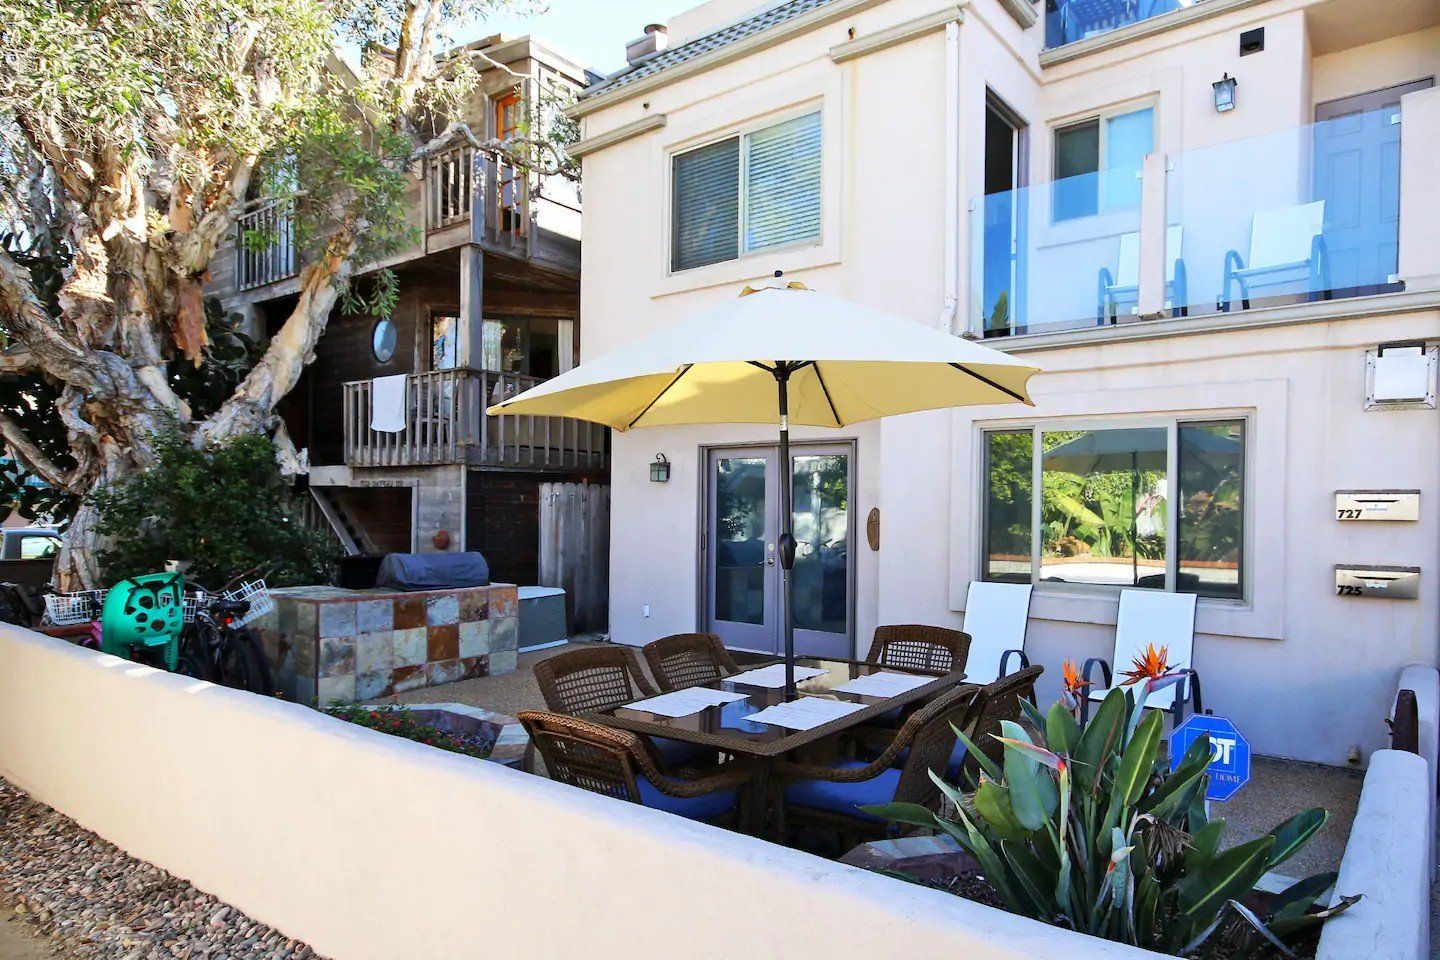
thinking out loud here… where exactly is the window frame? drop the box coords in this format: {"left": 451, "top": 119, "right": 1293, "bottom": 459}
{"left": 1051, "top": 101, "right": 1156, "bottom": 223}
{"left": 979, "top": 413, "right": 1251, "bottom": 604}
{"left": 668, "top": 107, "right": 824, "bottom": 274}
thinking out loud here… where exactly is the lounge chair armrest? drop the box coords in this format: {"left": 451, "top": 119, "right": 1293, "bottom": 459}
{"left": 1171, "top": 667, "right": 1203, "bottom": 721}
{"left": 1080, "top": 657, "right": 1112, "bottom": 724}
{"left": 774, "top": 757, "right": 891, "bottom": 784}
{"left": 999, "top": 648, "right": 1029, "bottom": 677}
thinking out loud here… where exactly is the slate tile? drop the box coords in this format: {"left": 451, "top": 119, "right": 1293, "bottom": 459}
{"left": 427, "top": 623, "right": 458, "bottom": 662}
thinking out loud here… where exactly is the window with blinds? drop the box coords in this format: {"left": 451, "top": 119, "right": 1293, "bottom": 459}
{"left": 671, "top": 111, "right": 822, "bottom": 272}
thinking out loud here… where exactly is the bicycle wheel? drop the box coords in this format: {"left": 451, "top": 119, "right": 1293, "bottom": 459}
{"left": 175, "top": 637, "right": 212, "bottom": 681}
{"left": 220, "top": 629, "right": 274, "bottom": 696}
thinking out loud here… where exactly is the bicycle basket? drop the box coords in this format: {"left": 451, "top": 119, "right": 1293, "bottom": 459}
{"left": 181, "top": 589, "right": 207, "bottom": 624}
{"left": 221, "top": 580, "right": 272, "bottom": 628}
{"left": 44, "top": 589, "right": 106, "bottom": 626}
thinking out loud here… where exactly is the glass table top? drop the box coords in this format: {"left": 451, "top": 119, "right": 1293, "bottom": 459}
{"left": 602, "top": 657, "right": 966, "bottom": 757}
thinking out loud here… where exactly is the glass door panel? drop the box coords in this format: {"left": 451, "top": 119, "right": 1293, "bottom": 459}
{"left": 707, "top": 451, "right": 777, "bottom": 653}
{"left": 791, "top": 452, "right": 851, "bottom": 658}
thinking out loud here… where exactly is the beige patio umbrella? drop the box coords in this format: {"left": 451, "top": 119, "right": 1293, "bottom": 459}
{"left": 488, "top": 274, "right": 1042, "bottom": 694}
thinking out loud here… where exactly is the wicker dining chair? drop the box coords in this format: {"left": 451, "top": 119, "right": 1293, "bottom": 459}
{"left": 518, "top": 711, "right": 758, "bottom": 829}
{"left": 642, "top": 632, "right": 741, "bottom": 692}
{"left": 532, "top": 645, "right": 711, "bottom": 767}
{"left": 774, "top": 683, "right": 981, "bottom": 848}
{"left": 534, "top": 645, "right": 658, "bottom": 715}
{"left": 953, "top": 664, "right": 1045, "bottom": 784}
{"left": 865, "top": 624, "right": 972, "bottom": 676}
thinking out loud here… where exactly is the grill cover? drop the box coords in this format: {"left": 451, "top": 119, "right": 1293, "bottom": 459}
{"left": 376, "top": 552, "right": 490, "bottom": 592}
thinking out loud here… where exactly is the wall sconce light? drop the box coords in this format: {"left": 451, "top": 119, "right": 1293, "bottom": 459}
{"left": 1213, "top": 73, "right": 1238, "bottom": 113}
{"left": 649, "top": 453, "right": 671, "bottom": 483}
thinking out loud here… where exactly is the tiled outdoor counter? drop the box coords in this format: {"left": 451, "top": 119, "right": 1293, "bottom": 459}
{"left": 254, "top": 584, "right": 518, "bottom": 706}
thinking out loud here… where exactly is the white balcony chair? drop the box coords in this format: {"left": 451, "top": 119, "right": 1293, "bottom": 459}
{"left": 1220, "top": 201, "right": 1330, "bottom": 311}
{"left": 1081, "top": 589, "right": 1203, "bottom": 728}
{"left": 962, "top": 581, "right": 1035, "bottom": 685}
{"left": 1097, "top": 226, "right": 1187, "bottom": 323}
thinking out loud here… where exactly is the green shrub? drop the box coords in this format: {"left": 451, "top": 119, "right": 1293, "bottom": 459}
{"left": 868, "top": 671, "right": 1359, "bottom": 957}
{"left": 94, "top": 428, "right": 334, "bottom": 588}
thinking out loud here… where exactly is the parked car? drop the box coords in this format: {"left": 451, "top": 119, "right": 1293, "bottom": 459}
{"left": 1, "top": 527, "right": 60, "bottom": 561}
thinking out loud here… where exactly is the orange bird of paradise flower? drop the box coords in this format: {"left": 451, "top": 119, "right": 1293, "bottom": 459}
{"left": 1061, "top": 658, "right": 1090, "bottom": 695}
{"left": 1118, "top": 643, "right": 1187, "bottom": 693}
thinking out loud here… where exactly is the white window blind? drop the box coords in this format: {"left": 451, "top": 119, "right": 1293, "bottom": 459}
{"left": 743, "top": 111, "right": 822, "bottom": 254}
{"left": 671, "top": 111, "right": 822, "bottom": 272}
{"left": 672, "top": 138, "right": 740, "bottom": 271}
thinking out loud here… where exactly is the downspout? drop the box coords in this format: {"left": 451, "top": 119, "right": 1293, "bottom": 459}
{"left": 938, "top": 19, "right": 963, "bottom": 336}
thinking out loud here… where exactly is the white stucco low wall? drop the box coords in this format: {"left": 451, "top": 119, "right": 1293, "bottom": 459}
{"left": 1316, "top": 750, "right": 1432, "bottom": 960}
{"left": 0, "top": 626, "right": 1163, "bottom": 960}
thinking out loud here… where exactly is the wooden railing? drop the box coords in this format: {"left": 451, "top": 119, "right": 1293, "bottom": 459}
{"left": 423, "top": 144, "right": 530, "bottom": 249}
{"left": 342, "top": 368, "right": 607, "bottom": 471}
{"left": 235, "top": 197, "right": 297, "bottom": 290}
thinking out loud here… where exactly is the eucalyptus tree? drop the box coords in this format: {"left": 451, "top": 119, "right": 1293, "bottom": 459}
{"left": 0, "top": 0, "right": 573, "bottom": 586}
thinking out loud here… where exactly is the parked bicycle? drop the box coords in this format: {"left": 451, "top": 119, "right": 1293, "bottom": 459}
{"left": 180, "top": 568, "right": 275, "bottom": 695}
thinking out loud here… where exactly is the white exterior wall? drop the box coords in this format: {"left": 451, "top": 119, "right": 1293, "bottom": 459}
{"left": 578, "top": 0, "right": 1440, "bottom": 766}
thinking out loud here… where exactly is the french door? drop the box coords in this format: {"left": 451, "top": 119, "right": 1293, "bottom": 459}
{"left": 703, "top": 443, "right": 853, "bottom": 659}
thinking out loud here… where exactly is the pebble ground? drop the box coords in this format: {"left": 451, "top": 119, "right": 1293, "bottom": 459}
{"left": 0, "top": 780, "right": 328, "bottom": 960}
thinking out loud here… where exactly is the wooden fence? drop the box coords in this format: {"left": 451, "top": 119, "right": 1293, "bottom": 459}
{"left": 538, "top": 482, "right": 609, "bottom": 633}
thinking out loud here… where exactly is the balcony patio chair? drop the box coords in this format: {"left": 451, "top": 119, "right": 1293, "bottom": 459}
{"left": 518, "top": 711, "right": 758, "bottom": 830}
{"left": 864, "top": 624, "right": 971, "bottom": 676}
{"left": 641, "top": 632, "right": 740, "bottom": 692}
{"left": 962, "top": 581, "right": 1035, "bottom": 684}
{"left": 533, "top": 645, "right": 711, "bottom": 766}
{"left": 1097, "top": 226, "right": 1187, "bottom": 323}
{"left": 1219, "top": 201, "right": 1330, "bottom": 311}
{"left": 1080, "top": 589, "right": 1203, "bottom": 728}
{"left": 775, "top": 683, "right": 981, "bottom": 849}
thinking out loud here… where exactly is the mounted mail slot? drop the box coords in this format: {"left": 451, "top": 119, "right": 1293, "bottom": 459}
{"left": 1334, "top": 565, "right": 1421, "bottom": 600}
{"left": 1334, "top": 490, "right": 1420, "bottom": 522}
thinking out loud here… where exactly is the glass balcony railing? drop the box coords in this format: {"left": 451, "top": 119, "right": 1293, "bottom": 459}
{"left": 970, "top": 105, "right": 1408, "bottom": 338}
{"left": 970, "top": 168, "right": 1144, "bottom": 337}
{"left": 1166, "top": 106, "right": 1404, "bottom": 316}
{"left": 1045, "top": 0, "right": 1198, "bottom": 49}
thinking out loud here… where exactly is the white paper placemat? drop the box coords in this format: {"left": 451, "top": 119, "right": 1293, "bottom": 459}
{"left": 726, "top": 664, "right": 827, "bottom": 689}
{"left": 745, "top": 697, "right": 866, "bottom": 731}
{"left": 626, "top": 688, "right": 749, "bottom": 718}
{"left": 833, "top": 671, "right": 936, "bottom": 698}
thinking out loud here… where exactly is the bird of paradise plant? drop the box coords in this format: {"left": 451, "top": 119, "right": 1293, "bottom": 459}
{"left": 867, "top": 686, "right": 1359, "bottom": 957}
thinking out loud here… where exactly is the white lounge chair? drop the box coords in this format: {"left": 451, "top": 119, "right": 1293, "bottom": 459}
{"left": 961, "top": 581, "right": 1034, "bottom": 685}
{"left": 1097, "top": 226, "right": 1187, "bottom": 323}
{"left": 1220, "top": 201, "right": 1330, "bottom": 311}
{"left": 1081, "top": 589, "right": 1203, "bottom": 727}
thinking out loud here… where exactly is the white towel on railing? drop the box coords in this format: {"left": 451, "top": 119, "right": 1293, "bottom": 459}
{"left": 370, "top": 375, "right": 408, "bottom": 433}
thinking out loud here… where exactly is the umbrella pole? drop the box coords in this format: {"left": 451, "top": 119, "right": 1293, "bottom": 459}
{"left": 775, "top": 365, "right": 798, "bottom": 699}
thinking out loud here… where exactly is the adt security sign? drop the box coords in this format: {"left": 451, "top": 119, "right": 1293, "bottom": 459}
{"left": 1169, "top": 715, "right": 1251, "bottom": 802}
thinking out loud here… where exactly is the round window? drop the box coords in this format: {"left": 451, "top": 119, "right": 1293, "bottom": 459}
{"left": 371, "top": 318, "right": 398, "bottom": 363}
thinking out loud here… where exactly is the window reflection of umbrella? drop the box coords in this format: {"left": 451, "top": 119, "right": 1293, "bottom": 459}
{"left": 1042, "top": 429, "right": 1166, "bottom": 588}
{"left": 489, "top": 274, "right": 1041, "bottom": 696}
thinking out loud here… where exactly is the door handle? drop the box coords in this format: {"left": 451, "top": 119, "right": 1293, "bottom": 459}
{"left": 766, "top": 557, "right": 776, "bottom": 566}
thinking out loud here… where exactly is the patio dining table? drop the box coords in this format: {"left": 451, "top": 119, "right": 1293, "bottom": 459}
{"left": 596, "top": 656, "right": 968, "bottom": 837}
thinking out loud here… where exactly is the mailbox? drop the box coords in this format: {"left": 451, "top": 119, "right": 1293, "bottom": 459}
{"left": 1334, "top": 565, "right": 1421, "bottom": 600}
{"left": 1334, "top": 490, "right": 1420, "bottom": 522}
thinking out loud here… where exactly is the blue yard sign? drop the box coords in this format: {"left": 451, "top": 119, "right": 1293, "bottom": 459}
{"left": 1169, "top": 715, "right": 1251, "bottom": 802}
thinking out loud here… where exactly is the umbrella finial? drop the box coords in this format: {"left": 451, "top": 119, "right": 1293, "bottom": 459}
{"left": 773, "top": 269, "right": 783, "bottom": 278}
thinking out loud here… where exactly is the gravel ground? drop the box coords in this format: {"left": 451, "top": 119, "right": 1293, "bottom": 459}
{"left": 0, "top": 780, "right": 328, "bottom": 960}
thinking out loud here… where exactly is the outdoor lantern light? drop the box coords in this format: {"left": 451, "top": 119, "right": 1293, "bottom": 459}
{"left": 649, "top": 453, "right": 671, "bottom": 483}
{"left": 1213, "top": 73, "right": 1238, "bottom": 113}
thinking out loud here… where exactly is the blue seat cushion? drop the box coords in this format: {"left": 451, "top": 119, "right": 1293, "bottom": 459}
{"left": 635, "top": 776, "right": 737, "bottom": 821}
{"left": 784, "top": 760, "right": 902, "bottom": 822}
{"left": 651, "top": 736, "right": 709, "bottom": 767}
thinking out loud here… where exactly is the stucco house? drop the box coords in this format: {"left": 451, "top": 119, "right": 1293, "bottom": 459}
{"left": 569, "top": 0, "right": 1440, "bottom": 766}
